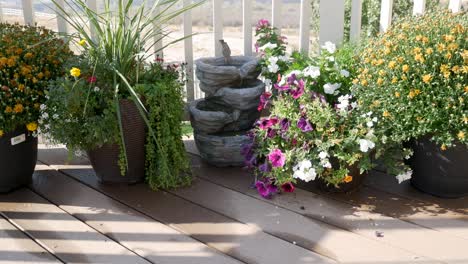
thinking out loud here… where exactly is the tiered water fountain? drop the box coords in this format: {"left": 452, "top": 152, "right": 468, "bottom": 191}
{"left": 189, "top": 56, "right": 264, "bottom": 166}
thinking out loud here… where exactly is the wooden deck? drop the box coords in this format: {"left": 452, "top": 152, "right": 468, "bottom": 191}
{"left": 1, "top": 141, "right": 467, "bottom": 264}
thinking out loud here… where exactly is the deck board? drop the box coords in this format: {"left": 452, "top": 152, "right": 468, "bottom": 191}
{"left": 190, "top": 156, "right": 468, "bottom": 263}
{"left": 31, "top": 163, "right": 243, "bottom": 264}
{"left": 37, "top": 162, "right": 334, "bottom": 263}
{"left": 0, "top": 188, "right": 150, "bottom": 264}
{"left": 0, "top": 217, "right": 61, "bottom": 264}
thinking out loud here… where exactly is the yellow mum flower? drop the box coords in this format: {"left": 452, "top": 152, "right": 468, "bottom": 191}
{"left": 443, "top": 34, "right": 455, "bottom": 42}
{"left": 26, "top": 122, "right": 38, "bottom": 132}
{"left": 388, "top": 61, "right": 397, "bottom": 69}
{"left": 422, "top": 74, "right": 432, "bottom": 84}
{"left": 0, "top": 130, "right": 3, "bottom": 137}
{"left": 70, "top": 67, "right": 81, "bottom": 78}
{"left": 458, "top": 131, "right": 465, "bottom": 140}
{"left": 377, "top": 78, "right": 384, "bottom": 86}
{"left": 414, "top": 53, "right": 425, "bottom": 63}
{"left": 464, "top": 86, "right": 468, "bottom": 93}
{"left": 425, "top": 48, "right": 433, "bottom": 55}
{"left": 408, "top": 91, "right": 415, "bottom": 99}
{"left": 440, "top": 64, "right": 450, "bottom": 73}
{"left": 383, "top": 110, "right": 391, "bottom": 117}
{"left": 391, "top": 77, "right": 398, "bottom": 84}
{"left": 441, "top": 144, "right": 447, "bottom": 151}
{"left": 397, "top": 56, "right": 404, "bottom": 63}
{"left": 445, "top": 52, "right": 452, "bottom": 60}
{"left": 343, "top": 175, "right": 353, "bottom": 183}
{"left": 395, "top": 91, "right": 400, "bottom": 97}
{"left": 5, "top": 106, "right": 12, "bottom": 113}
{"left": 352, "top": 79, "right": 359, "bottom": 85}
{"left": 437, "top": 43, "right": 446, "bottom": 52}
{"left": 402, "top": 65, "right": 409, "bottom": 73}
{"left": 18, "top": 84, "right": 25, "bottom": 92}
{"left": 447, "top": 43, "right": 458, "bottom": 51}
{"left": 452, "top": 65, "right": 460, "bottom": 73}
{"left": 414, "top": 89, "right": 421, "bottom": 95}
{"left": 78, "top": 39, "right": 87, "bottom": 46}
{"left": 14, "top": 104, "right": 24, "bottom": 113}
{"left": 360, "top": 79, "right": 368, "bottom": 86}
{"left": 413, "top": 47, "right": 422, "bottom": 54}
{"left": 24, "top": 52, "right": 33, "bottom": 59}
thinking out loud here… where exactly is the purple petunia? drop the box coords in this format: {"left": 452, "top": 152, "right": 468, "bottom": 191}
{"left": 255, "top": 179, "right": 278, "bottom": 198}
{"left": 268, "top": 149, "right": 286, "bottom": 168}
{"left": 290, "top": 79, "right": 305, "bottom": 99}
{"left": 259, "top": 162, "right": 271, "bottom": 173}
{"left": 256, "top": 19, "right": 270, "bottom": 30}
{"left": 280, "top": 118, "right": 290, "bottom": 132}
{"left": 274, "top": 83, "right": 290, "bottom": 91}
{"left": 258, "top": 92, "right": 272, "bottom": 112}
{"left": 281, "top": 182, "right": 295, "bottom": 193}
{"left": 297, "top": 117, "right": 313, "bottom": 132}
{"left": 258, "top": 117, "right": 279, "bottom": 130}
{"left": 267, "top": 128, "right": 277, "bottom": 138}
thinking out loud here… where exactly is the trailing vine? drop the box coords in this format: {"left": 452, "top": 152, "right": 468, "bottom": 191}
{"left": 137, "top": 63, "right": 191, "bottom": 190}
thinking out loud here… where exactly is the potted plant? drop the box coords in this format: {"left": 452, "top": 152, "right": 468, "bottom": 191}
{"left": 244, "top": 40, "right": 380, "bottom": 198}
{"left": 0, "top": 23, "right": 72, "bottom": 192}
{"left": 42, "top": 0, "right": 198, "bottom": 188}
{"left": 352, "top": 10, "right": 467, "bottom": 198}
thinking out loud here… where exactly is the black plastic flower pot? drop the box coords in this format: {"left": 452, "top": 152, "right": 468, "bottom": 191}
{"left": 0, "top": 129, "right": 38, "bottom": 193}
{"left": 409, "top": 137, "right": 468, "bottom": 198}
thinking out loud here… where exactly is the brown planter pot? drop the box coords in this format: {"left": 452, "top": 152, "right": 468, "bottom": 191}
{"left": 0, "top": 128, "right": 38, "bottom": 192}
{"left": 316, "top": 165, "right": 367, "bottom": 193}
{"left": 87, "top": 99, "right": 146, "bottom": 184}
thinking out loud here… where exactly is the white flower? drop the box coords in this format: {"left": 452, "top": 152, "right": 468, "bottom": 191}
{"left": 322, "top": 41, "right": 336, "bottom": 54}
{"left": 278, "top": 54, "right": 290, "bottom": 62}
{"left": 65, "top": 119, "right": 71, "bottom": 123}
{"left": 264, "top": 79, "right": 272, "bottom": 87}
{"left": 45, "top": 124, "right": 50, "bottom": 130}
{"left": 323, "top": 83, "right": 341, "bottom": 95}
{"left": 268, "top": 63, "right": 279, "bottom": 73}
{"left": 322, "top": 161, "right": 332, "bottom": 168}
{"left": 94, "top": 86, "right": 100, "bottom": 92}
{"left": 340, "top": 69, "right": 350, "bottom": 77}
{"left": 336, "top": 94, "right": 352, "bottom": 111}
{"left": 366, "top": 121, "right": 374, "bottom": 127}
{"left": 303, "top": 66, "right": 320, "bottom": 78}
{"left": 358, "top": 139, "right": 375, "bottom": 153}
{"left": 318, "top": 151, "right": 328, "bottom": 160}
{"left": 366, "top": 111, "right": 373, "bottom": 116}
{"left": 268, "top": 56, "right": 278, "bottom": 64}
{"left": 40, "top": 104, "right": 47, "bottom": 110}
{"left": 293, "top": 160, "right": 316, "bottom": 182}
{"left": 52, "top": 114, "right": 59, "bottom": 119}
{"left": 372, "top": 117, "right": 378, "bottom": 122}
{"left": 351, "top": 102, "right": 358, "bottom": 109}
{"left": 260, "top": 42, "right": 277, "bottom": 51}
{"left": 396, "top": 170, "right": 412, "bottom": 184}
{"left": 328, "top": 56, "right": 335, "bottom": 62}
{"left": 41, "top": 112, "right": 49, "bottom": 119}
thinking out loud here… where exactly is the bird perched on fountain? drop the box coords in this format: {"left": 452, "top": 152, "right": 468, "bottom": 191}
{"left": 219, "top": 39, "right": 231, "bottom": 65}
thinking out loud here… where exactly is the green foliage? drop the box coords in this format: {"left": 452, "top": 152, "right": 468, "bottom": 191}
{"left": 0, "top": 23, "right": 72, "bottom": 136}
{"left": 137, "top": 63, "right": 191, "bottom": 190}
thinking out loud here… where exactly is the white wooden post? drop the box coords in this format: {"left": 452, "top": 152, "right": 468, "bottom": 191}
{"left": 350, "top": 0, "right": 362, "bottom": 42}
{"left": 412, "top": 0, "right": 425, "bottom": 15}
{"left": 299, "top": 0, "right": 311, "bottom": 54}
{"left": 184, "top": 0, "right": 195, "bottom": 102}
{"left": 243, "top": 0, "right": 252, "bottom": 56}
{"left": 272, "top": 0, "right": 281, "bottom": 33}
{"left": 88, "top": 0, "right": 98, "bottom": 41}
{"left": 55, "top": 0, "right": 67, "bottom": 33}
{"left": 379, "top": 0, "right": 393, "bottom": 33}
{"left": 153, "top": 6, "right": 164, "bottom": 59}
{"left": 448, "top": 0, "right": 462, "bottom": 12}
{"left": 22, "top": 0, "right": 35, "bottom": 25}
{"left": 319, "top": 0, "right": 345, "bottom": 48}
{"left": 0, "top": 2, "right": 3, "bottom": 22}
{"left": 213, "top": 0, "right": 223, "bottom": 57}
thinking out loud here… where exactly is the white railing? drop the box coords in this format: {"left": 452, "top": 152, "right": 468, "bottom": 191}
{"left": 0, "top": 0, "right": 464, "bottom": 102}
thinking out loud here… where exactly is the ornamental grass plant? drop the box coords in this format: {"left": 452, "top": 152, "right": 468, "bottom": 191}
{"left": 352, "top": 9, "right": 467, "bottom": 177}
{"left": 0, "top": 23, "right": 72, "bottom": 137}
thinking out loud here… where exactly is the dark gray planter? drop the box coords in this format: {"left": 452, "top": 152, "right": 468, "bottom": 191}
{"left": 409, "top": 137, "right": 468, "bottom": 198}
{"left": 0, "top": 129, "right": 38, "bottom": 193}
{"left": 87, "top": 99, "right": 146, "bottom": 184}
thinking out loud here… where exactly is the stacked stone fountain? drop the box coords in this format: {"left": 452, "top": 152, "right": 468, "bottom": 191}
{"left": 189, "top": 56, "right": 264, "bottom": 167}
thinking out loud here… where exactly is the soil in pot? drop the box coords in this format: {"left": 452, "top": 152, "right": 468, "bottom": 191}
{"left": 87, "top": 99, "right": 146, "bottom": 184}
{"left": 409, "top": 137, "right": 468, "bottom": 198}
{"left": 0, "top": 129, "right": 38, "bottom": 193}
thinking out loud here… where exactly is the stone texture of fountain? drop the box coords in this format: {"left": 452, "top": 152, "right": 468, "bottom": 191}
{"left": 190, "top": 56, "right": 264, "bottom": 167}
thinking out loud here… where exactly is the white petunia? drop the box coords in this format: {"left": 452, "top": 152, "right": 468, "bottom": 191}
{"left": 303, "top": 66, "right": 321, "bottom": 78}
{"left": 351, "top": 102, "right": 358, "bottom": 109}
{"left": 322, "top": 41, "right": 336, "bottom": 54}
{"left": 318, "top": 151, "right": 328, "bottom": 160}
{"left": 322, "top": 161, "right": 332, "bottom": 168}
{"left": 40, "top": 104, "right": 47, "bottom": 110}
{"left": 293, "top": 160, "right": 317, "bottom": 182}
{"left": 328, "top": 56, "right": 335, "bottom": 62}
{"left": 264, "top": 79, "right": 272, "bottom": 87}
{"left": 41, "top": 112, "right": 49, "bottom": 119}
{"left": 268, "top": 63, "right": 279, "bottom": 73}
{"left": 260, "top": 42, "right": 277, "bottom": 51}
{"left": 336, "top": 94, "right": 352, "bottom": 111}
{"left": 94, "top": 86, "right": 100, "bottom": 92}
{"left": 366, "top": 121, "right": 374, "bottom": 127}
{"left": 358, "top": 139, "right": 375, "bottom": 153}
{"left": 340, "top": 69, "right": 350, "bottom": 77}
{"left": 396, "top": 170, "right": 412, "bottom": 184}
{"left": 52, "top": 114, "right": 59, "bottom": 119}
{"left": 323, "top": 83, "right": 341, "bottom": 95}
{"left": 372, "top": 117, "right": 378, "bottom": 122}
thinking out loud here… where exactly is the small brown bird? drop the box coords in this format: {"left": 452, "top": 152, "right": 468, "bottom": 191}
{"left": 219, "top": 39, "right": 231, "bottom": 65}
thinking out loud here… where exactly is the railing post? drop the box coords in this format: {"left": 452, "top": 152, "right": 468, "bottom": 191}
{"left": 213, "top": 0, "right": 223, "bottom": 57}
{"left": 412, "top": 0, "right": 425, "bottom": 15}
{"left": 272, "top": 0, "right": 282, "bottom": 33}
{"left": 153, "top": 5, "right": 164, "bottom": 59}
{"left": 55, "top": 0, "right": 67, "bottom": 33}
{"left": 448, "top": 0, "right": 462, "bottom": 13}
{"left": 319, "top": 0, "right": 345, "bottom": 48}
{"left": 0, "top": 2, "right": 3, "bottom": 22}
{"left": 22, "top": 0, "right": 35, "bottom": 25}
{"left": 349, "top": 0, "right": 362, "bottom": 42}
{"left": 299, "top": 0, "right": 311, "bottom": 54}
{"left": 87, "top": 0, "right": 98, "bottom": 41}
{"left": 184, "top": 0, "right": 195, "bottom": 102}
{"left": 243, "top": 0, "right": 252, "bottom": 56}
{"left": 379, "top": 0, "right": 393, "bottom": 33}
